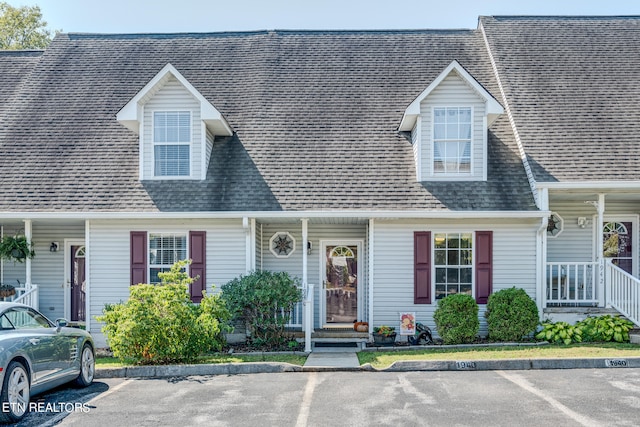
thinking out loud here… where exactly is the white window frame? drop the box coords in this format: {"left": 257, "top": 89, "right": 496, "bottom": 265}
{"left": 148, "top": 232, "right": 188, "bottom": 284}
{"left": 152, "top": 110, "right": 193, "bottom": 178}
{"left": 431, "top": 106, "right": 473, "bottom": 177}
{"left": 433, "top": 231, "right": 474, "bottom": 301}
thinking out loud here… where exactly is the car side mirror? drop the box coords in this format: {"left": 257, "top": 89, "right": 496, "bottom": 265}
{"left": 55, "top": 318, "right": 68, "bottom": 331}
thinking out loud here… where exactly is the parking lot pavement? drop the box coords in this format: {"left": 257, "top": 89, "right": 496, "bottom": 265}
{"left": 3, "top": 380, "right": 112, "bottom": 427}
{"left": 48, "top": 369, "right": 640, "bottom": 426}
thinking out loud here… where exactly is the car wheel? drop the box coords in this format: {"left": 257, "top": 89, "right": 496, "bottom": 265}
{"left": 0, "top": 361, "right": 30, "bottom": 423}
{"left": 75, "top": 343, "right": 95, "bottom": 387}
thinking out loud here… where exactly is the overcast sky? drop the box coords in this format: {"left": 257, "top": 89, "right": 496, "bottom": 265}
{"left": 4, "top": 0, "right": 640, "bottom": 34}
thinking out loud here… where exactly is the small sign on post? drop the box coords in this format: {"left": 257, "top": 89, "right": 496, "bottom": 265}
{"left": 399, "top": 312, "right": 416, "bottom": 336}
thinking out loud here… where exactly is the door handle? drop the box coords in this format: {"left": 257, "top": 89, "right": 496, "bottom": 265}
{"left": 29, "top": 338, "right": 40, "bottom": 345}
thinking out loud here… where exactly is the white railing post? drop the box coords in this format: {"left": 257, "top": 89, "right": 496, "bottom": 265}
{"left": 304, "top": 283, "right": 314, "bottom": 353}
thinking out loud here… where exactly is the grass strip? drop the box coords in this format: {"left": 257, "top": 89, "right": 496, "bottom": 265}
{"left": 357, "top": 343, "right": 640, "bottom": 368}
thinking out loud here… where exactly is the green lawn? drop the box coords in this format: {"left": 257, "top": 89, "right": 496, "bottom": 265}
{"left": 96, "top": 343, "right": 640, "bottom": 369}
{"left": 96, "top": 353, "right": 307, "bottom": 367}
{"left": 357, "top": 343, "right": 640, "bottom": 368}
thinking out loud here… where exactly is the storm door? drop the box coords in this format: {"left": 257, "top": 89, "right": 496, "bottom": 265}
{"left": 70, "top": 245, "right": 86, "bottom": 322}
{"left": 603, "top": 222, "right": 633, "bottom": 274}
{"left": 323, "top": 243, "right": 360, "bottom": 326}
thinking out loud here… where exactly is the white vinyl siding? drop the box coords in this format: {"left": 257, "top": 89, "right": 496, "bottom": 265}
{"left": 260, "top": 223, "right": 368, "bottom": 329}
{"left": 142, "top": 76, "right": 201, "bottom": 180}
{"left": 372, "top": 220, "right": 537, "bottom": 337}
{"left": 411, "top": 120, "right": 420, "bottom": 180}
{"left": 88, "top": 219, "right": 246, "bottom": 347}
{"left": 419, "top": 73, "right": 486, "bottom": 181}
{"left": 205, "top": 128, "right": 214, "bottom": 178}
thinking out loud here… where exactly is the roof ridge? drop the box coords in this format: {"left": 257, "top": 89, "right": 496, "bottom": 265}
{"left": 65, "top": 28, "right": 477, "bottom": 40}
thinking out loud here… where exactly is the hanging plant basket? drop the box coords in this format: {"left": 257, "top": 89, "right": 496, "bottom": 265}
{"left": 0, "top": 235, "right": 35, "bottom": 263}
{"left": 0, "top": 284, "right": 16, "bottom": 298}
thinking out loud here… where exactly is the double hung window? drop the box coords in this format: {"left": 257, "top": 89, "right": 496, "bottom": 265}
{"left": 434, "top": 233, "right": 473, "bottom": 299}
{"left": 153, "top": 111, "right": 191, "bottom": 177}
{"left": 148, "top": 233, "right": 187, "bottom": 284}
{"left": 433, "top": 107, "right": 471, "bottom": 175}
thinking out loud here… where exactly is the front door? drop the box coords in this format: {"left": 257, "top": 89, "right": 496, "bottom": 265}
{"left": 323, "top": 243, "right": 360, "bottom": 326}
{"left": 70, "top": 245, "right": 86, "bottom": 322}
{"left": 603, "top": 221, "right": 633, "bottom": 274}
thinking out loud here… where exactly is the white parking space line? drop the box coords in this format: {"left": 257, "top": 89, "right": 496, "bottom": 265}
{"left": 295, "top": 372, "right": 318, "bottom": 427}
{"left": 496, "top": 371, "right": 601, "bottom": 427}
{"left": 87, "top": 378, "right": 132, "bottom": 405}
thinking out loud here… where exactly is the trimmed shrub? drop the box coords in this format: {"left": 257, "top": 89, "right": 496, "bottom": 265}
{"left": 221, "top": 270, "right": 302, "bottom": 349}
{"left": 485, "top": 287, "right": 539, "bottom": 341}
{"left": 433, "top": 294, "right": 479, "bottom": 344}
{"left": 97, "top": 260, "right": 230, "bottom": 364}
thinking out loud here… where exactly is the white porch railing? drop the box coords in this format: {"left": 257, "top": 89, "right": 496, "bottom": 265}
{"left": 546, "top": 262, "right": 598, "bottom": 305}
{"left": 285, "top": 283, "right": 314, "bottom": 352}
{"left": 6, "top": 284, "right": 39, "bottom": 309}
{"left": 607, "top": 261, "right": 640, "bottom": 327}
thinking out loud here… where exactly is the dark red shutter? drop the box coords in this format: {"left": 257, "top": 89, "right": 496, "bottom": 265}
{"left": 130, "top": 231, "right": 147, "bottom": 285}
{"left": 189, "top": 231, "right": 206, "bottom": 303}
{"left": 414, "top": 231, "right": 431, "bottom": 304}
{"left": 475, "top": 231, "right": 493, "bottom": 304}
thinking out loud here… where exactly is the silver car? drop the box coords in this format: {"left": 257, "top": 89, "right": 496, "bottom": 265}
{"left": 0, "top": 302, "right": 95, "bottom": 423}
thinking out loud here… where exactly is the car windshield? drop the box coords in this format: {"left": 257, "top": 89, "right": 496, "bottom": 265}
{"left": 1, "top": 307, "right": 51, "bottom": 329}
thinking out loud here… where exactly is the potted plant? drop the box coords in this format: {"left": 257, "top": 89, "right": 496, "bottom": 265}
{"left": 0, "top": 284, "right": 16, "bottom": 298}
{"left": 0, "top": 234, "right": 35, "bottom": 263}
{"left": 372, "top": 325, "right": 396, "bottom": 346}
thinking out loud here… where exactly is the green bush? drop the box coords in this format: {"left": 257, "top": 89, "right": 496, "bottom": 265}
{"left": 578, "top": 315, "right": 634, "bottom": 343}
{"left": 485, "top": 287, "right": 539, "bottom": 341}
{"left": 221, "top": 270, "right": 302, "bottom": 349}
{"left": 433, "top": 294, "right": 479, "bottom": 344}
{"left": 97, "top": 260, "right": 230, "bottom": 364}
{"left": 536, "top": 321, "right": 583, "bottom": 345}
{"left": 536, "top": 315, "right": 635, "bottom": 345}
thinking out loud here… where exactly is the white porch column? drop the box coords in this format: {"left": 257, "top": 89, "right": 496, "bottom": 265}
{"left": 243, "top": 217, "right": 254, "bottom": 274}
{"left": 301, "top": 218, "right": 311, "bottom": 352}
{"left": 537, "top": 187, "right": 549, "bottom": 318}
{"left": 596, "top": 194, "right": 607, "bottom": 307}
{"left": 24, "top": 219, "right": 32, "bottom": 287}
{"left": 368, "top": 218, "right": 374, "bottom": 336}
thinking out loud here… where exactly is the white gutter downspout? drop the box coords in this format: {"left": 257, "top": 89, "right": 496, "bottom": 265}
{"left": 536, "top": 187, "right": 549, "bottom": 319}
{"left": 24, "top": 219, "right": 32, "bottom": 288}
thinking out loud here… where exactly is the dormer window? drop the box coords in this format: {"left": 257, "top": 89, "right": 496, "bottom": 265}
{"left": 399, "top": 60, "right": 503, "bottom": 182}
{"left": 433, "top": 107, "right": 472, "bottom": 175}
{"left": 117, "top": 63, "right": 233, "bottom": 181}
{"left": 153, "top": 111, "right": 191, "bottom": 177}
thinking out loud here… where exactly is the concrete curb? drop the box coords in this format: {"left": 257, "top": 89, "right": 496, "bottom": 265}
{"left": 95, "top": 362, "right": 302, "bottom": 379}
{"left": 379, "top": 357, "right": 640, "bottom": 372}
{"left": 95, "top": 356, "right": 640, "bottom": 378}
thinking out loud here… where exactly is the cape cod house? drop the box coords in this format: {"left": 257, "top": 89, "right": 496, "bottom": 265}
{"left": 1, "top": 16, "right": 639, "bottom": 350}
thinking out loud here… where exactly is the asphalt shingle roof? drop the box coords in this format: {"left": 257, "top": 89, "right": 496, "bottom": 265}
{"left": 481, "top": 16, "right": 640, "bottom": 182}
{"left": 0, "top": 29, "right": 536, "bottom": 213}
